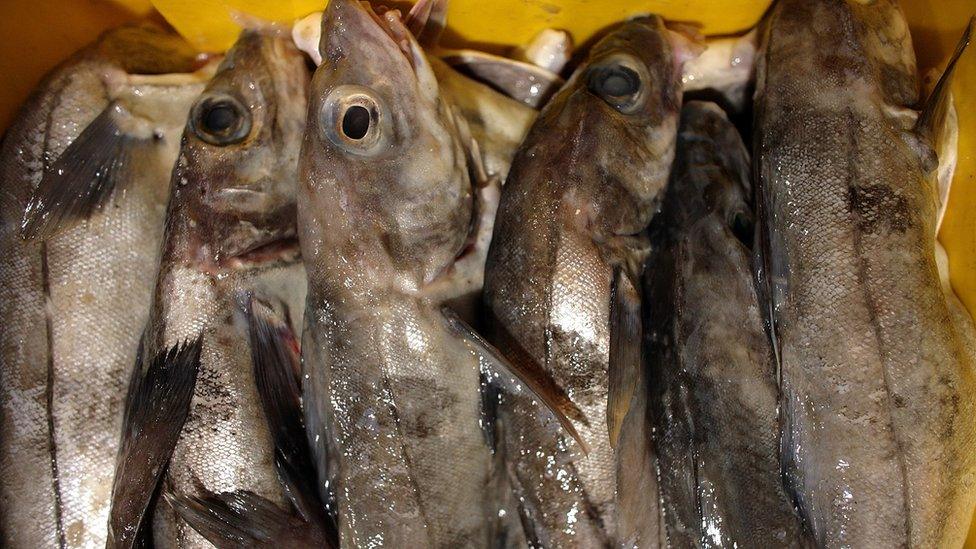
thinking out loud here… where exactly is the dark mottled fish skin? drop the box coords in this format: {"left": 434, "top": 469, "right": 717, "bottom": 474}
{"left": 121, "top": 32, "right": 310, "bottom": 549}
{"left": 641, "top": 101, "right": 807, "bottom": 548}
{"left": 755, "top": 1, "right": 976, "bottom": 546}
{"left": 0, "top": 24, "right": 208, "bottom": 549}
{"left": 298, "top": 0, "right": 512, "bottom": 546}
{"left": 482, "top": 17, "right": 689, "bottom": 546}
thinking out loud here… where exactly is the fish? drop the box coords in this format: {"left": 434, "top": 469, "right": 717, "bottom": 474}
{"left": 754, "top": 1, "right": 976, "bottom": 546}
{"left": 103, "top": 30, "right": 312, "bottom": 548}
{"left": 482, "top": 16, "right": 697, "bottom": 546}
{"left": 291, "top": 3, "right": 536, "bottom": 324}
{"left": 298, "top": 1, "right": 577, "bottom": 546}
{"left": 291, "top": 4, "right": 537, "bottom": 183}
{"left": 638, "top": 100, "right": 807, "bottom": 548}
{"left": 0, "top": 23, "right": 213, "bottom": 549}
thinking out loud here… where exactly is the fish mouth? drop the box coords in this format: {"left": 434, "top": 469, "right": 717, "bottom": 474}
{"left": 326, "top": 0, "right": 420, "bottom": 69}
{"left": 218, "top": 236, "right": 301, "bottom": 271}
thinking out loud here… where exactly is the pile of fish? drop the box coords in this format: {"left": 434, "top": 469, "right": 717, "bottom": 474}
{"left": 1, "top": 0, "right": 974, "bottom": 547}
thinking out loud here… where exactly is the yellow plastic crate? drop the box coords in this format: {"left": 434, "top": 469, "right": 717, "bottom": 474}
{"left": 0, "top": 0, "right": 973, "bottom": 545}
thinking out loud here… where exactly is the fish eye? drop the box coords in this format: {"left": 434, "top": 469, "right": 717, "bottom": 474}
{"left": 729, "top": 210, "right": 754, "bottom": 248}
{"left": 320, "top": 85, "right": 388, "bottom": 156}
{"left": 591, "top": 66, "right": 639, "bottom": 97}
{"left": 586, "top": 55, "right": 646, "bottom": 113}
{"left": 191, "top": 94, "right": 251, "bottom": 146}
{"left": 342, "top": 105, "right": 371, "bottom": 140}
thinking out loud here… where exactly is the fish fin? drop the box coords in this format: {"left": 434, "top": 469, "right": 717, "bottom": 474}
{"left": 915, "top": 17, "right": 973, "bottom": 149}
{"left": 243, "top": 294, "right": 340, "bottom": 545}
{"left": 607, "top": 267, "right": 643, "bottom": 449}
{"left": 21, "top": 101, "right": 149, "bottom": 240}
{"left": 440, "top": 52, "right": 563, "bottom": 108}
{"left": 440, "top": 306, "right": 590, "bottom": 454}
{"left": 164, "top": 489, "right": 331, "bottom": 549}
{"left": 107, "top": 337, "right": 203, "bottom": 549}
{"left": 245, "top": 295, "right": 307, "bottom": 473}
{"left": 598, "top": 234, "right": 650, "bottom": 291}
{"left": 492, "top": 418, "right": 545, "bottom": 548}
{"left": 478, "top": 364, "right": 502, "bottom": 453}
{"left": 405, "top": 0, "right": 448, "bottom": 47}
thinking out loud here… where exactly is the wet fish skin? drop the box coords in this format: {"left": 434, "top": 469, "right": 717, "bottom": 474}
{"left": 127, "top": 31, "right": 310, "bottom": 549}
{"left": 641, "top": 101, "right": 807, "bottom": 548}
{"left": 299, "top": 1, "right": 499, "bottom": 546}
{"left": 0, "top": 24, "right": 208, "bottom": 549}
{"left": 755, "top": 1, "right": 976, "bottom": 546}
{"left": 290, "top": 9, "right": 537, "bottom": 185}
{"left": 482, "top": 16, "right": 689, "bottom": 546}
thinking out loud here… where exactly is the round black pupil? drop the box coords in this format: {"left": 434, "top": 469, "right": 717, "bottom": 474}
{"left": 598, "top": 66, "right": 639, "bottom": 97}
{"left": 204, "top": 104, "right": 236, "bottom": 133}
{"left": 342, "top": 105, "right": 371, "bottom": 140}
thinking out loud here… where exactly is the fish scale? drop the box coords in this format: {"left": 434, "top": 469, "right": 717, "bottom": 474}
{"left": 127, "top": 32, "right": 311, "bottom": 548}
{"left": 297, "top": 1, "right": 538, "bottom": 545}
{"left": 0, "top": 25, "right": 207, "bottom": 549}
{"left": 640, "top": 101, "right": 808, "bottom": 548}
{"left": 483, "top": 16, "right": 689, "bottom": 546}
{"left": 755, "top": 1, "right": 976, "bottom": 546}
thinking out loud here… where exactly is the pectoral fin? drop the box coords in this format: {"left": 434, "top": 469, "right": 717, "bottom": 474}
{"left": 607, "top": 267, "right": 643, "bottom": 449}
{"left": 440, "top": 306, "right": 590, "bottom": 453}
{"left": 164, "top": 489, "right": 333, "bottom": 549}
{"left": 440, "top": 51, "right": 563, "bottom": 108}
{"left": 22, "top": 101, "right": 150, "bottom": 240}
{"left": 244, "top": 295, "right": 338, "bottom": 545}
{"left": 915, "top": 17, "right": 972, "bottom": 149}
{"left": 107, "top": 337, "right": 203, "bottom": 549}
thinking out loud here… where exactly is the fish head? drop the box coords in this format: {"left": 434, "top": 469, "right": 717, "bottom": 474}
{"left": 173, "top": 30, "right": 310, "bottom": 266}
{"left": 667, "top": 101, "right": 752, "bottom": 247}
{"left": 300, "top": 0, "right": 472, "bottom": 291}
{"left": 535, "top": 16, "right": 690, "bottom": 237}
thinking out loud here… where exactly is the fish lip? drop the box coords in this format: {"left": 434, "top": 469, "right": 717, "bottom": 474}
{"left": 218, "top": 235, "right": 302, "bottom": 270}
{"left": 325, "top": 0, "right": 416, "bottom": 67}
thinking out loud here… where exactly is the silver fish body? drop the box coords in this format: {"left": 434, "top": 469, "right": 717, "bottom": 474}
{"left": 483, "top": 17, "right": 689, "bottom": 546}
{"left": 299, "top": 1, "right": 502, "bottom": 546}
{"left": 641, "top": 101, "right": 807, "bottom": 548}
{"left": 755, "top": 1, "right": 976, "bottom": 546}
{"left": 133, "top": 32, "right": 310, "bottom": 548}
{"left": 0, "top": 25, "right": 209, "bottom": 549}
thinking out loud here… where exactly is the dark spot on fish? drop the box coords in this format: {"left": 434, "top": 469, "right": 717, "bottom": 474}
{"left": 847, "top": 184, "right": 911, "bottom": 234}
{"left": 879, "top": 64, "right": 917, "bottom": 107}
{"left": 398, "top": 384, "right": 459, "bottom": 440}
{"left": 892, "top": 394, "right": 907, "bottom": 408}
{"left": 818, "top": 54, "right": 864, "bottom": 80}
